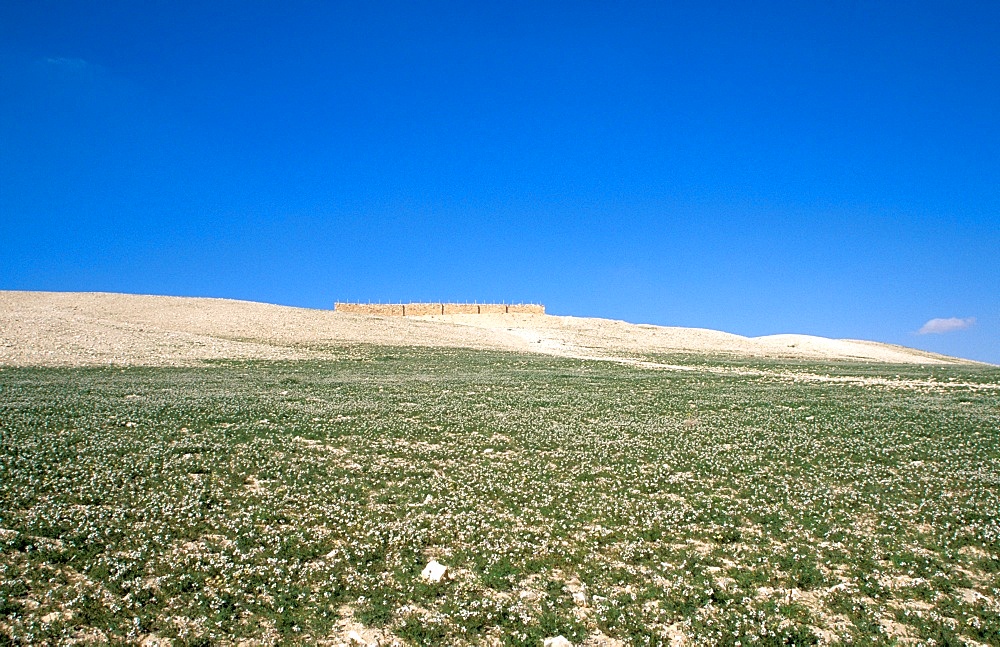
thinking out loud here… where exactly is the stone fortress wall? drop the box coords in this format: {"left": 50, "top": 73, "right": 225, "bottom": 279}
{"left": 335, "top": 303, "right": 545, "bottom": 316}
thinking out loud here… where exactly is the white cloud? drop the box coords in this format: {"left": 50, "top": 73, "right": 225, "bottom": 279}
{"left": 917, "top": 317, "right": 976, "bottom": 335}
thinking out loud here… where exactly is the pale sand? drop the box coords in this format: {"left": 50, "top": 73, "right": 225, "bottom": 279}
{"left": 0, "top": 291, "right": 972, "bottom": 367}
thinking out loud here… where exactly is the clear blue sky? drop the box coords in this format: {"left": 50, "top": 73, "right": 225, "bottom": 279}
{"left": 2, "top": 2, "right": 998, "bottom": 363}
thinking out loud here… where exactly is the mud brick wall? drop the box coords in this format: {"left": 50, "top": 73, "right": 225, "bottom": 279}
{"left": 478, "top": 304, "right": 508, "bottom": 314}
{"left": 443, "top": 303, "right": 480, "bottom": 314}
{"left": 403, "top": 303, "right": 443, "bottom": 315}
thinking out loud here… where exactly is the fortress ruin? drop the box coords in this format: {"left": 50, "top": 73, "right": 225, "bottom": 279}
{"left": 334, "top": 303, "right": 545, "bottom": 316}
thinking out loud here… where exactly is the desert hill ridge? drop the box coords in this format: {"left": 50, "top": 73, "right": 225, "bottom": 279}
{"left": 0, "top": 290, "right": 971, "bottom": 367}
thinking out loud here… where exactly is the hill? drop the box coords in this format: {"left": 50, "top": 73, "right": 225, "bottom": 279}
{"left": 0, "top": 291, "right": 971, "bottom": 367}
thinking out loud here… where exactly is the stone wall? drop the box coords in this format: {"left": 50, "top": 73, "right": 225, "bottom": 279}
{"left": 334, "top": 303, "right": 545, "bottom": 316}
{"left": 506, "top": 304, "right": 546, "bottom": 314}
{"left": 403, "top": 303, "right": 443, "bottom": 316}
{"left": 443, "top": 303, "right": 480, "bottom": 314}
{"left": 334, "top": 303, "right": 404, "bottom": 316}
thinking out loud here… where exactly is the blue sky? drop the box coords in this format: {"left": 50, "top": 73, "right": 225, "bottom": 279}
{"left": 1, "top": 2, "right": 998, "bottom": 363}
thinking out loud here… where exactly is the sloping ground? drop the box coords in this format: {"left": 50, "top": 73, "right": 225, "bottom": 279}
{"left": 417, "top": 313, "right": 962, "bottom": 364}
{"left": 0, "top": 291, "right": 533, "bottom": 366}
{"left": 0, "top": 290, "right": 969, "bottom": 366}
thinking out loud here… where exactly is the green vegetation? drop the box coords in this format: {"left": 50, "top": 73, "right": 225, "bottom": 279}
{"left": 1, "top": 347, "right": 999, "bottom": 645}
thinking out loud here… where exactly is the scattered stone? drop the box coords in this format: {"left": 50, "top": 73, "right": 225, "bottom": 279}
{"left": 139, "top": 636, "right": 171, "bottom": 647}
{"left": 957, "top": 587, "right": 988, "bottom": 604}
{"left": 420, "top": 559, "right": 448, "bottom": 583}
{"left": 344, "top": 629, "right": 384, "bottom": 646}
{"left": 544, "top": 637, "right": 573, "bottom": 647}
{"left": 582, "top": 631, "right": 627, "bottom": 646}
{"left": 334, "top": 604, "right": 393, "bottom": 647}
{"left": 664, "top": 623, "right": 689, "bottom": 646}
{"left": 564, "top": 577, "right": 588, "bottom": 607}
{"left": 41, "top": 610, "right": 72, "bottom": 623}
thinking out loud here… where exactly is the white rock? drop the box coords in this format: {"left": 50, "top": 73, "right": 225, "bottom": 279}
{"left": 420, "top": 560, "right": 448, "bottom": 583}
{"left": 345, "top": 629, "right": 380, "bottom": 646}
{"left": 544, "top": 637, "right": 573, "bottom": 647}
{"left": 41, "top": 611, "right": 72, "bottom": 624}
{"left": 138, "top": 636, "right": 171, "bottom": 647}
{"left": 572, "top": 590, "right": 587, "bottom": 606}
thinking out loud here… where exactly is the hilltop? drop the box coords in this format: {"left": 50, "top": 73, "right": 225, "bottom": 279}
{"left": 0, "top": 290, "right": 969, "bottom": 367}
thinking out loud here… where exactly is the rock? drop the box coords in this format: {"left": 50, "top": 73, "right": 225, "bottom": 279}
{"left": 41, "top": 610, "right": 72, "bottom": 624}
{"left": 420, "top": 560, "right": 448, "bottom": 583}
{"left": 347, "top": 629, "right": 376, "bottom": 645}
{"left": 139, "top": 636, "right": 172, "bottom": 647}
{"left": 544, "top": 637, "right": 573, "bottom": 647}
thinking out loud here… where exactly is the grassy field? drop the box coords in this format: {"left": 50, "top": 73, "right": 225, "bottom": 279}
{"left": 1, "top": 347, "right": 999, "bottom": 646}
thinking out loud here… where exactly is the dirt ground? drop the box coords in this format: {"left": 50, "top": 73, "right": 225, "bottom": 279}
{"left": 0, "top": 291, "right": 968, "bottom": 367}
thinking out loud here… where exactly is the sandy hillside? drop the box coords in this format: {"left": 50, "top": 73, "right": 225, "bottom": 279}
{"left": 0, "top": 291, "right": 970, "bottom": 367}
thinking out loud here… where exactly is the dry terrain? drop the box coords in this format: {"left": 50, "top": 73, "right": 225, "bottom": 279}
{"left": 0, "top": 291, "right": 969, "bottom": 367}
